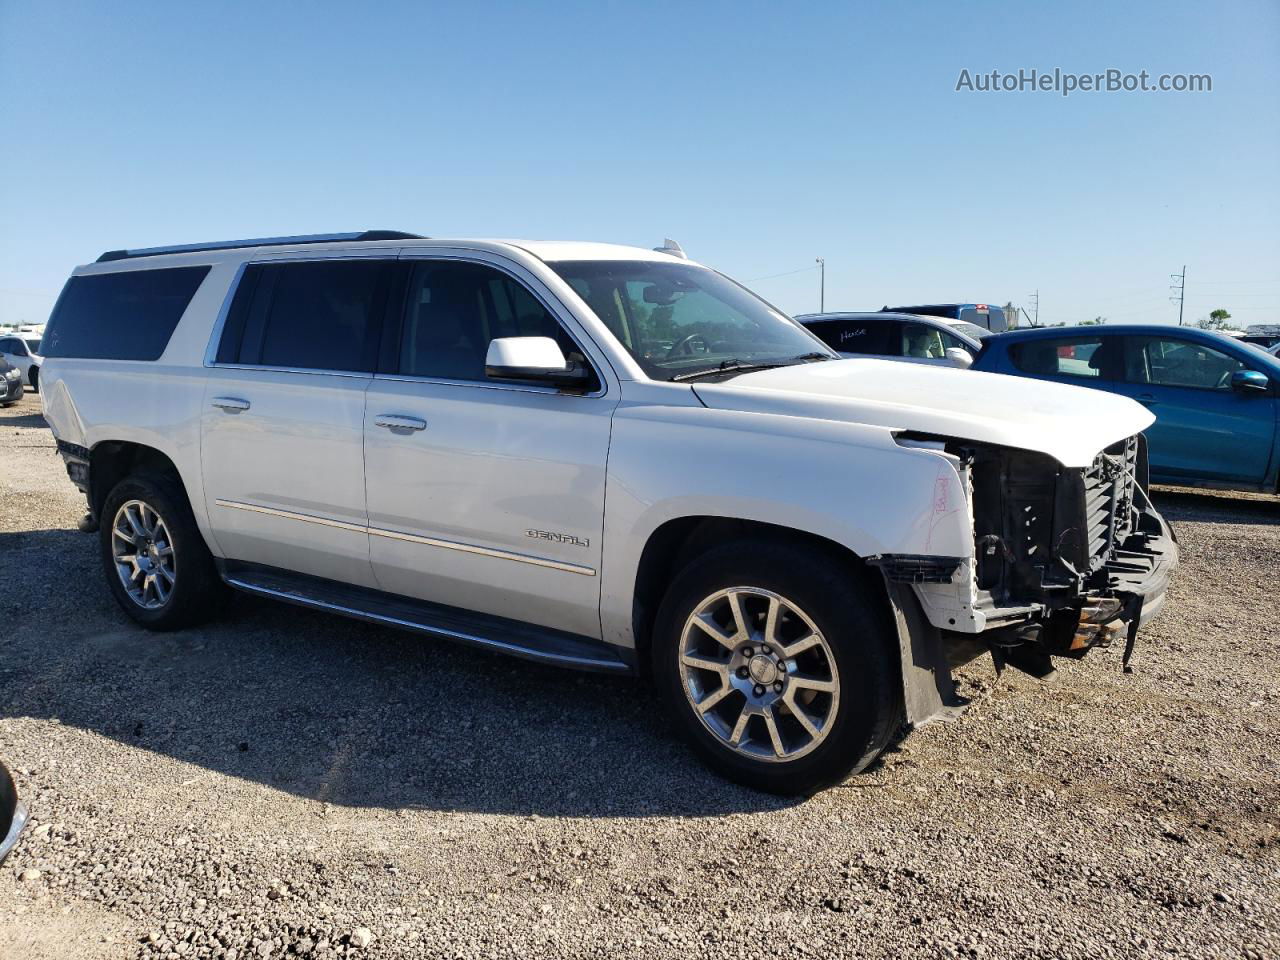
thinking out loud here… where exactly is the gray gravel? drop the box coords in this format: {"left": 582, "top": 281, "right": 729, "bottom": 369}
{"left": 1, "top": 391, "right": 1277, "bottom": 959}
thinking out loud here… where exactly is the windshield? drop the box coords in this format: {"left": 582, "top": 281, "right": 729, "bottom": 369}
{"left": 550, "top": 260, "right": 833, "bottom": 380}
{"left": 24, "top": 339, "right": 40, "bottom": 354}
{"left": 950, "top": 321, "right": 991, "bottom": 341}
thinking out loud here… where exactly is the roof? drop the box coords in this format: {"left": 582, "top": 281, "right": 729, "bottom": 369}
{"left": 990, "top": 323, "right": 1242, "bottom": 340}
{"left": 503, "top": 240, "right": 692, "bottom": 264}
{"left": 990, "top": 323, "right": 1280, "bottom": 373}
{"left": 84, "top": 234, "right": 693, "bottom": 272}
{"left": 795, "top": 311, "right": 981, "bottom": 330}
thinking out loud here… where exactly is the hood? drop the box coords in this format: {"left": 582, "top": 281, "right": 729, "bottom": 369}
{"left": 691, "top": 359, "right": 1154, "bottom": 468}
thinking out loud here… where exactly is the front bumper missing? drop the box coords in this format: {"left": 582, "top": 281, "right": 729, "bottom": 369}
{"left": 884, "top": 504, "right": 1178, "bottom": 726}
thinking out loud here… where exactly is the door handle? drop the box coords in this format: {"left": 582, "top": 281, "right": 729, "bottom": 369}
{"left": 1136, "top": 394, "right": 1159, "bottom": 407}
{"left": 375, "top": 414, "right": 427, "bottom": 431}
{"left": 211, "top": 397, "right": 251, "bottom": 412}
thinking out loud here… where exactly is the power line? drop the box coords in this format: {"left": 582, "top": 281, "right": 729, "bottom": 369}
{"left": 1170, "top": 266, "right": 1186, "bottom": 326}
{"left": 745, "top": 264, "right": 820, "bottom": 283}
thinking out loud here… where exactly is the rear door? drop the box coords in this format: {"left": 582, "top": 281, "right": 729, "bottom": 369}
{"left": 1113, "top": 335, "right": 1275, "bottom": 484}
{"left": 361, "top": 252, "right": 617, "bottom": 638}
{"left": 200, "top": 256, "right": 393, "bottom": 586}
{"left": 1005, "top": 333, "right": 1122, "bottom": 389}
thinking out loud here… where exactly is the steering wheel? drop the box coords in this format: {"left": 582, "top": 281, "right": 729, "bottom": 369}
{"left": 666, "top": 333, "right": 711, "bottom": 359}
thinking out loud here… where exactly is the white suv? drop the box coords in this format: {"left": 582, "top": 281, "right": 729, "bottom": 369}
{"left": 39, "top": 231, "right": 1177, "bottom": 794}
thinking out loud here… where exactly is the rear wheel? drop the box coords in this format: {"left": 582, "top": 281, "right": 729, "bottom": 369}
{"left": 27, "top": 366, "right": 37, "bottom": 392}
{"left": 652, "top": 540, "right": 902, "bottom": 795}
{"left": 99, "top": 472, "right": 224, "bottom": 630}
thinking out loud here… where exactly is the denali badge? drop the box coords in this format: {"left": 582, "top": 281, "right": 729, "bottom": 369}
{"left": 526, "top": 529, "right": 590, "bottom": 548}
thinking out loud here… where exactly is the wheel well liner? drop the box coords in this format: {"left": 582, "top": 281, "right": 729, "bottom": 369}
{"left": 630, "top": 516, "right": 885, "bottom": 669}
{"left": 89, "top": 442, "right": 185, "bottom": 519}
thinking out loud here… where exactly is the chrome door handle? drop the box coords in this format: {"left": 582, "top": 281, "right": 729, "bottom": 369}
{"left": 211, "top": 397, "right": 251, "bottom": 412}
{"left": 375, "top": 414, "right": 427, "bottom": 431}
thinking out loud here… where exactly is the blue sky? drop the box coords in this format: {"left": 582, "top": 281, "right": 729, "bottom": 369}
{"left": 1, "top": 0, "right": 1277, "bottom": 328}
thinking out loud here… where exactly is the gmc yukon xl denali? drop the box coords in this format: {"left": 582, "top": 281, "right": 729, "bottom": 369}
{"left": 39, "top": 231, "right": 1178, "bottom": 794}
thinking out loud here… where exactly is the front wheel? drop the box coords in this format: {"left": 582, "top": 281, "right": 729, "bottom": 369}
{"left": 27, "top": 366, "right": 37, "bottom": 392}
{"left": 652, "top": 540, "right": 902, "bottom": 795}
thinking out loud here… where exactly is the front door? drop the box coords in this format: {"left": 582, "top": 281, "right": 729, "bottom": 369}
{"left": 200, "top": 257, "right": 393, "bottom": 587}
{"left": 362, "top": 255, "right": 617, "bottom": 639}
{"left": 1113, "top": 335, "right": 1276, "bottom": 484}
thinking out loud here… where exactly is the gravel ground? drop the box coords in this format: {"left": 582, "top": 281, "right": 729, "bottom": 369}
{"left": 1, "top": 391, "right": 1277, "bottom": 959}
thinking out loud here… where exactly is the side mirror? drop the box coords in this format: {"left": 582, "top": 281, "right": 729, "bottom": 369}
{"left": 485, "top": 337, "right": 590, "bottom": 388}
{"left": 1230, "top": 369, "right": 1270, "bottom": 394}
{"left": 944, "top": 347, "right": 975, "bottom": 369}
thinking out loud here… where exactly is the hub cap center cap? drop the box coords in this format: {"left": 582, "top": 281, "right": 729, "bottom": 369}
{"left": 748, "top": 655, "right": 778, "bottom": 686}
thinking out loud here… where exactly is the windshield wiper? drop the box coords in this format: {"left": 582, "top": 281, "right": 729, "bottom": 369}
{"left": 669, "top": 351, "right": 834, "bottom": 383}
{"left": 669, "top": 359, "right": 786, "bottom": 382}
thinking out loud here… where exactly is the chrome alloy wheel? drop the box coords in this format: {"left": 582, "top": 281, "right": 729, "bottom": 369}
{"left": 678, "top": 587, "right": 840, "bottom": 762}
{"left": 111, "top": 499, "right": 176, "bottom": 609}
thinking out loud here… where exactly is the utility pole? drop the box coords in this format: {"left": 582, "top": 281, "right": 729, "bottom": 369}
{"left": 1170, "top": 266, "right": 1186, "bottom": 325}
{"left": 815, "top": 257, "right": 825, "bottom": 313}
{"left": 1028, "top": 290, "right": 1040, "bottom": 327}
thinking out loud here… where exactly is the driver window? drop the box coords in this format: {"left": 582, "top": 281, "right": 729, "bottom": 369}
{"left": 1124, "top": 337, "right": 1245, "bottom": 390}
{"left": 399, "top": 261, "right": 592, "bottom": 384}
{"left": 900, "top": 323, "right": 946, "bottom": 359}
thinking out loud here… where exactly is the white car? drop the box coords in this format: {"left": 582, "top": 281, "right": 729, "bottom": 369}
{"left": 39, "top": 231, "right": 1177, "bottom": 794}
{"left": 795, "top": 311, "right": 988, "bottom": 367}
{"left": 0, "top": 333, "right": 42, "bottom": 390}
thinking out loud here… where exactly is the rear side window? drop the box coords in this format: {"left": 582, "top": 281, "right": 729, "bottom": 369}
{"left": 217, "top": 260, "right": 389, "bottom": 372}
{"left": 1009, "top": 336, "right": 1109, "bottom": 378}
{"left": 806, "top": 319, "right": 895, "bottom": 355}
{"left": 41, "top": 266, "right": 210, "bottom": 360}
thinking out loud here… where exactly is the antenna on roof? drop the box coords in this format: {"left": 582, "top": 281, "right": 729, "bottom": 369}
{"left": 654, "top": 238, "right": 687, "bottom": 259}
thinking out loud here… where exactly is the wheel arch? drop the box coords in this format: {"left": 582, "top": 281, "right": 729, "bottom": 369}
{"left": 629, "top": 516, "right": 890, "bottom": 673}
{"left": 89, "top": 441, "right": 189, "bottom": 521}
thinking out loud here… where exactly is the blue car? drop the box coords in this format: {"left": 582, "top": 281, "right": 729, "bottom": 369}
{"left": 972, "top": 324, "right": 1280, "bottom": 494}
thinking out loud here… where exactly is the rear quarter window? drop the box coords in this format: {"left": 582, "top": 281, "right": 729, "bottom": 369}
{"left": 41, "top": 266, "right": 211, "bottom": 361}
{"left": 806, "top": 319, "right": 894, "bottom": 355}
{"left": 1009, "top": 336, "right": 1107, "bottom": 378}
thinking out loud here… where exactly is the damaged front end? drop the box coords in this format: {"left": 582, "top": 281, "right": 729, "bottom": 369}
{"left": 880, "top": 432, "right": 1178, "bottom": 723}
{"left": 962, "top": 433, "right": 1176, "bottom": 674}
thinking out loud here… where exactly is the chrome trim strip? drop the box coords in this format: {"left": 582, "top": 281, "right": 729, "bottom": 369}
{"left": 223, "top": 577, "right": 625, "bottom": 672}
{"left": 367, "top": 526, "right": 595, "bottom": 576}
{"left": 0, "top": 801, "right": 27, "bottom": 864}
{"left": 213, "top": 500, "right": 596, "bottom": 576}
{"left": 214, "top": 499, "right": 368, "bottom": 534}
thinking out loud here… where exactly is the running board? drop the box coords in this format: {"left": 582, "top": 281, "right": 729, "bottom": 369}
{"left": 219, "top": 562, "right": 631, "bottom": 674}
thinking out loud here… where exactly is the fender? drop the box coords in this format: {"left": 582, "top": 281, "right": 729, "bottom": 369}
{"left": 39, "top": 358, "right": 218, "bottom": 550}
{"left": 599, "top": 402, "right": 972, "bottom": 650}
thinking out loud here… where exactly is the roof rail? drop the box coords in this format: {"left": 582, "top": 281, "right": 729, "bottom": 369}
{"left": 96, "top": 230, "right": 426, "bottom": 263}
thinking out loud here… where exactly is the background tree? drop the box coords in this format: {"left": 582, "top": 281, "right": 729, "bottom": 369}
{"left": 1197, "top": 308, "right": 1232, "bottom": 330}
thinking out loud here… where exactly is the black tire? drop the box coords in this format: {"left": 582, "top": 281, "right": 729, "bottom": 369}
{"left": 651, "top": 538, "right": 902, "bottom": 795}
{"left": 99, "top": 471, "right": 225, "bottom": 630}
{"left": 27, "top": 366, "right": 37, "bottom": 392}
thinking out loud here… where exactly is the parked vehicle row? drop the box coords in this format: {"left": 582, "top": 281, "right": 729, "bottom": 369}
{"left": 39, "top": 232, "right": 1177, "bottom": 794}
{"left": 799, "top": 314, "right": 1280, "bottom": 497}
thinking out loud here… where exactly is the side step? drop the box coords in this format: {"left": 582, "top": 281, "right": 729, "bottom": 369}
{"left": 219, "top": 562, "right": 631, "bottom": 674}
